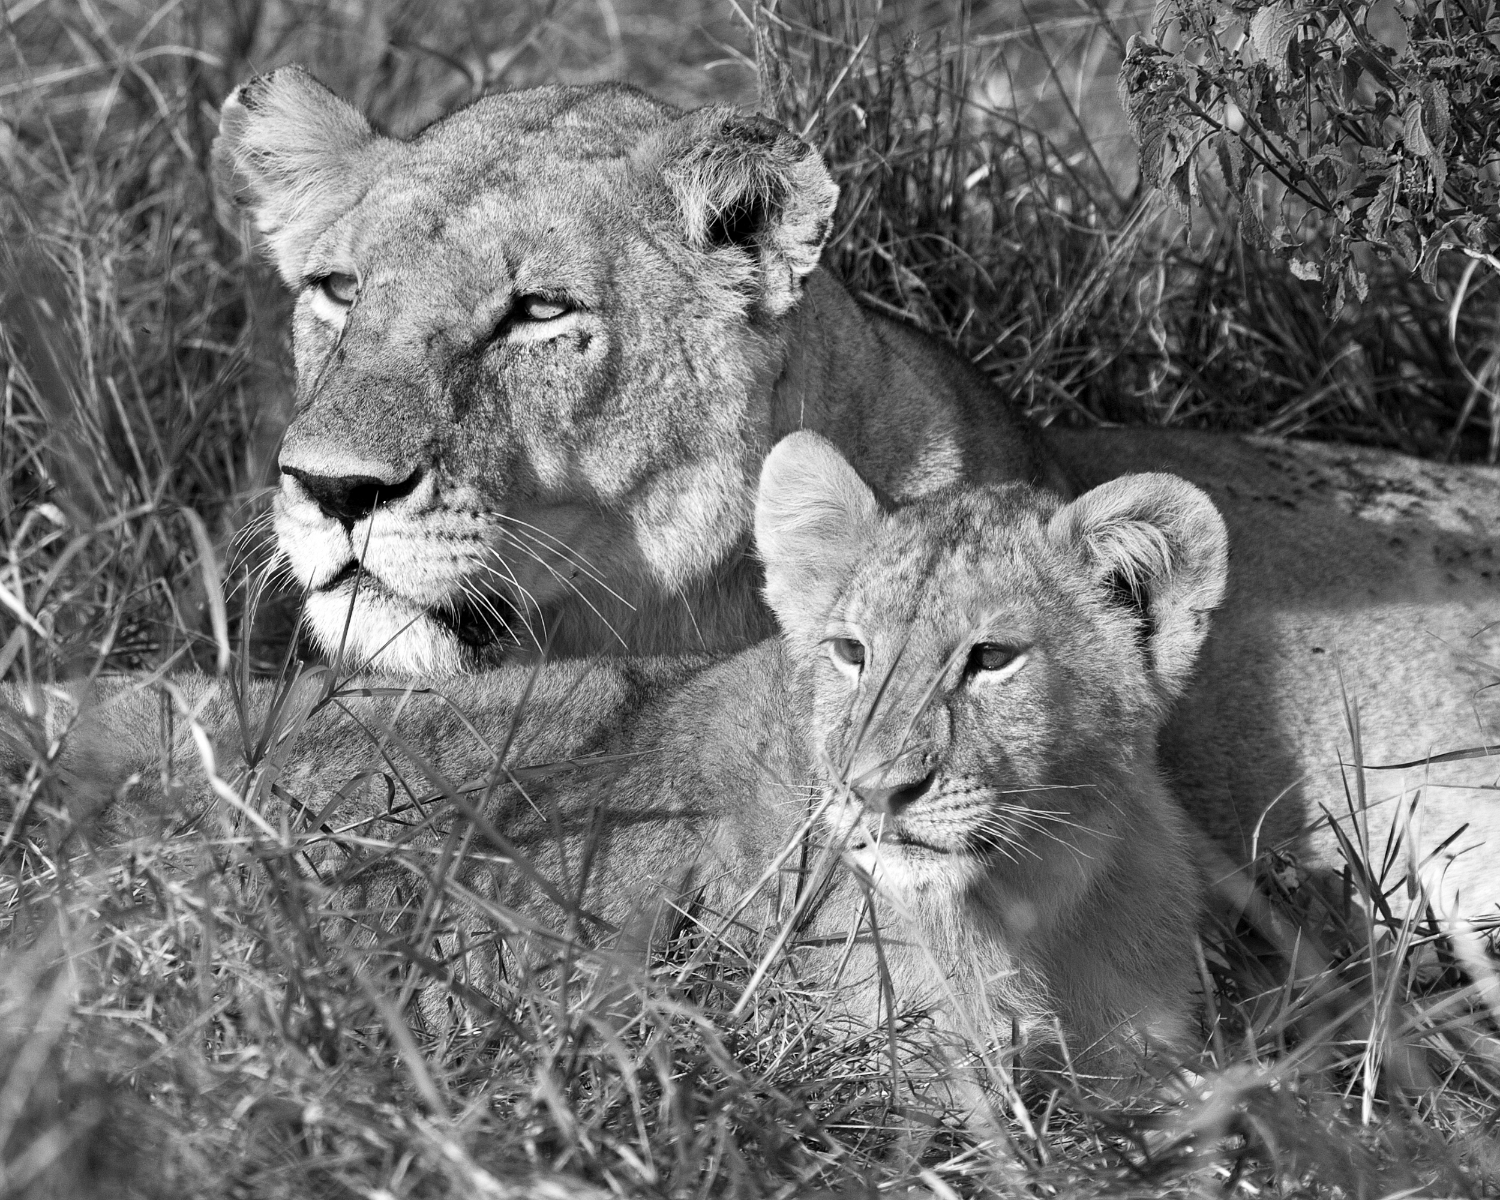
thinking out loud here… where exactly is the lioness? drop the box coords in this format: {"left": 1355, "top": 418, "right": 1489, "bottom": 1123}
{"left": 6, "top": 434, "right": 1225, "bottom": 1074}
{"left": 214, "top": 70, "right": 1500, "bottom": 923}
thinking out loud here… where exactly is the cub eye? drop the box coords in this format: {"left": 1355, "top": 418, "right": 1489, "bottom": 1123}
{"left": 829, "top": 637, "right": 866, "bottom": 670}
{"left": 316, "top": 272, "right": 359, "bottom": 306}
{"left": 968, "top": 643, "right": 1022, "bottom": 675}
{"left": 518, "top": 295, "right": 569, "bottom": 322}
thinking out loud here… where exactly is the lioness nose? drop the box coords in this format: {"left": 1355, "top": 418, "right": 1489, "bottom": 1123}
{"left": 853, "top": 769, "right": 936, "bottom": 816}
{"left": 282, "top": 465, "right": 422, "bottom": 527}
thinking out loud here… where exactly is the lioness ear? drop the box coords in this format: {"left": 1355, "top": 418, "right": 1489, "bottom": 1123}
{"left": 213, "top": 65, "right": 388, "bottom": 284}
{"left": 643, "top": 109, "right": 839, "bottom": 318}
{"left": 1049, "top": 473, "right": 1228, "bottom": 702}
{"left": 755, "top": 433, "right": 882, "bottom": 641}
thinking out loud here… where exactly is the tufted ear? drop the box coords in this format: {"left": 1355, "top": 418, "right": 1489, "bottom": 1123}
{"left": 642, "top": 108, "right": 839, "bottom": 319}
{"left": 1048, "top": 473, "right": 1228, "bottom": 702}
{"left": 213, "top": 65, "right": 389, "bottom": 284}
{"left": 755, "top": 433, "right": 882, "bottom": 642}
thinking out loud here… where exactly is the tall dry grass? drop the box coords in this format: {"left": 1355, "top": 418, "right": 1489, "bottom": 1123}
{"left": 2, "top": 1, "right": 1499, "bottom": 1197}
{"left": 756, "top": 0, "right": 1500, "bottom": 456}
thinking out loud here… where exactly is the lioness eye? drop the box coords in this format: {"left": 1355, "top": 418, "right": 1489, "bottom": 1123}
{"left": 969, "top": 643, "right": 1020, "bottom": 674}
{"left": 317, "top": 273, "right": 359, "bottom": 306}
{"left": 519, "top": 295, "right": 568, "bottom": 322}
{"left": 829, "top": 637, "right": 866, "bottom": 669}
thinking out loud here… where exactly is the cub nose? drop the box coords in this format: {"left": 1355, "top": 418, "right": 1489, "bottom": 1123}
{"left": 282, "top": 465, "right": 422, "bottom": 527}
{"left": 852, "top": 768, "right": 937, "bottom": 816}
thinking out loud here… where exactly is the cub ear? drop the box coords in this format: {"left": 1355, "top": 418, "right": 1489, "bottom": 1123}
{"left": 755, "top": 433, "right": 882, "bottom": 642}
{"left": 213, "top": 65, "right": 388, "bottom": 284}
{"left": 642, "top": 109, "right": 839, "bottom": 318}
{"left": 1048, "top": 473, "right": 1228, "bottom": 702}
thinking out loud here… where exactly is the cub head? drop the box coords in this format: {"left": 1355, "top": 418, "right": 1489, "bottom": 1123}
{"left": 754, "top": 432, "right": 1228, "bottom": 916}
{"left": 215, "top": 68, "right": 838, "bottom": 672}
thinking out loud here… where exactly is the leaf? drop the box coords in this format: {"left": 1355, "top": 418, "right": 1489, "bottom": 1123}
{"left": 1240, "top": 192, "right": 1270, "bottom": 249}
{"left": 1215, "top": 130, "right": 1247, "bottom": 191}
{"left": 1289, "top": 258, "right": 1321, "bottom": 280}
{"left": 1161, "top": 123, "right": 1202, "bottom": 219}
{"left": 1365, "top": 0, "right": 1409, "bottom": 55}
{"left": 1365, "top": 168, "right": 1399, "bottom": 238}
{"left": 1254, "top": 65, "right": 1287, "bottom": 134}
{"left": 1269, "top": 223, "right": 1299, "bottom": 250}
{"left": 1326, "top": 264, "right": 1346, "bottom": 315}
{"left": 1250, "top": 1, "right": 1300, "bottom": 83}
{"left": 1151, "top": 0, "right": 1178, "bottom": 40}
{"left": 1418, "top": 226, "right": 1453, "bottom": 285}
{"left": 1418, "top": 78, "right": 1450, "bottom": 150}
{"left": 1401, "top": 99, "right": 1431, "bottom": 158}
{"left": 1339, "top": 57, "right": 1364, "bottom": 102}
{"left": 1344, "top": 259, "right": 1370, "bottom": 304}
{"left": 1388, "top": 221, "right": 1418, "bottom": 271}
{"left": 1306, "top": 150, "right": 1355, "bottom": 198}
{"left": 1230, "top": 70, "right": 1263, "bottom": 123}
{"left": 1458, "top": 212, "right": 1491, "bottom": 247}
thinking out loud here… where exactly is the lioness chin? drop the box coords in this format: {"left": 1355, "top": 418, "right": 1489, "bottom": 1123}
{"left": 216, "top": 71, "right": 1500, "bottom": 923}
{"left": 6, "top": 434, "right": 1225, "bottom": 1080}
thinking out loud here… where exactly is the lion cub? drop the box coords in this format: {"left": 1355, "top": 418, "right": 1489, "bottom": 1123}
{"left": 3, "top": 434, "right": 1227, "bottom": 1076}
{"left": 742, "top": 432, "right": 1226, "bottom": 1074}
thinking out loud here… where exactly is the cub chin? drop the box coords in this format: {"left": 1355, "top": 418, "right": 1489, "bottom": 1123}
{"left": 753, "top": 433, "right": 1228, "bottom": 1082}
{"left": 2, "top": 435, "right": 1226, "bottom": 1088}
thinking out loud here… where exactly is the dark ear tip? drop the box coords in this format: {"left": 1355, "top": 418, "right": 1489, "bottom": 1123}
{"left": 691, "top": 107, "right": 791, "bottom": 152}
{"left": 227, "top": 64, "right": 313, "bottom": 114}
{"left": 230, "top": 74, "right": 272, "bottom": 114}
{"left": 738, "top": 112, "right": 788, "bottom": 146}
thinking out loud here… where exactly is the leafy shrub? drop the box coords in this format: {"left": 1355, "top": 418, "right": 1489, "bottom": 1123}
{"left": 1119, "top": 0, "right": 1500, "bottom": 310}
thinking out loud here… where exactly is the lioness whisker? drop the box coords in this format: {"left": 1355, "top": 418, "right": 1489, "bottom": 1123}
{"left": 494, "top": 522, "right": 635, "bottom": 627}
{"left": 456, "top": 586, "right": 524, "bottom": 651}
{"left": 472, "top": 548, "right": 544, "bottom": 622}
{"left": 460, "top": 572, "right": 542, "bottom": 653}
{"left": 231, "top": 507, "right": 278, "bottom": 549}
{"left": 492, "top": 513, "right": 632, "bottom": 606}
{"left": 493, "top": 534, "right": 628, "bottom": 651}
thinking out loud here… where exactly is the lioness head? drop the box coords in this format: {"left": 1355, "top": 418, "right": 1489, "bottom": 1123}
{"left": 755, "top": 432, "right": 1229, "bottom": 926}
{"left": 215, "top": 68, "right": 837, "bottom": 672}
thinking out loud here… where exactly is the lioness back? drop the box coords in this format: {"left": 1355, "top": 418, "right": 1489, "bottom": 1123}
{"left": 1054, "top": 429, "right": 1500, "bottom": 918}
